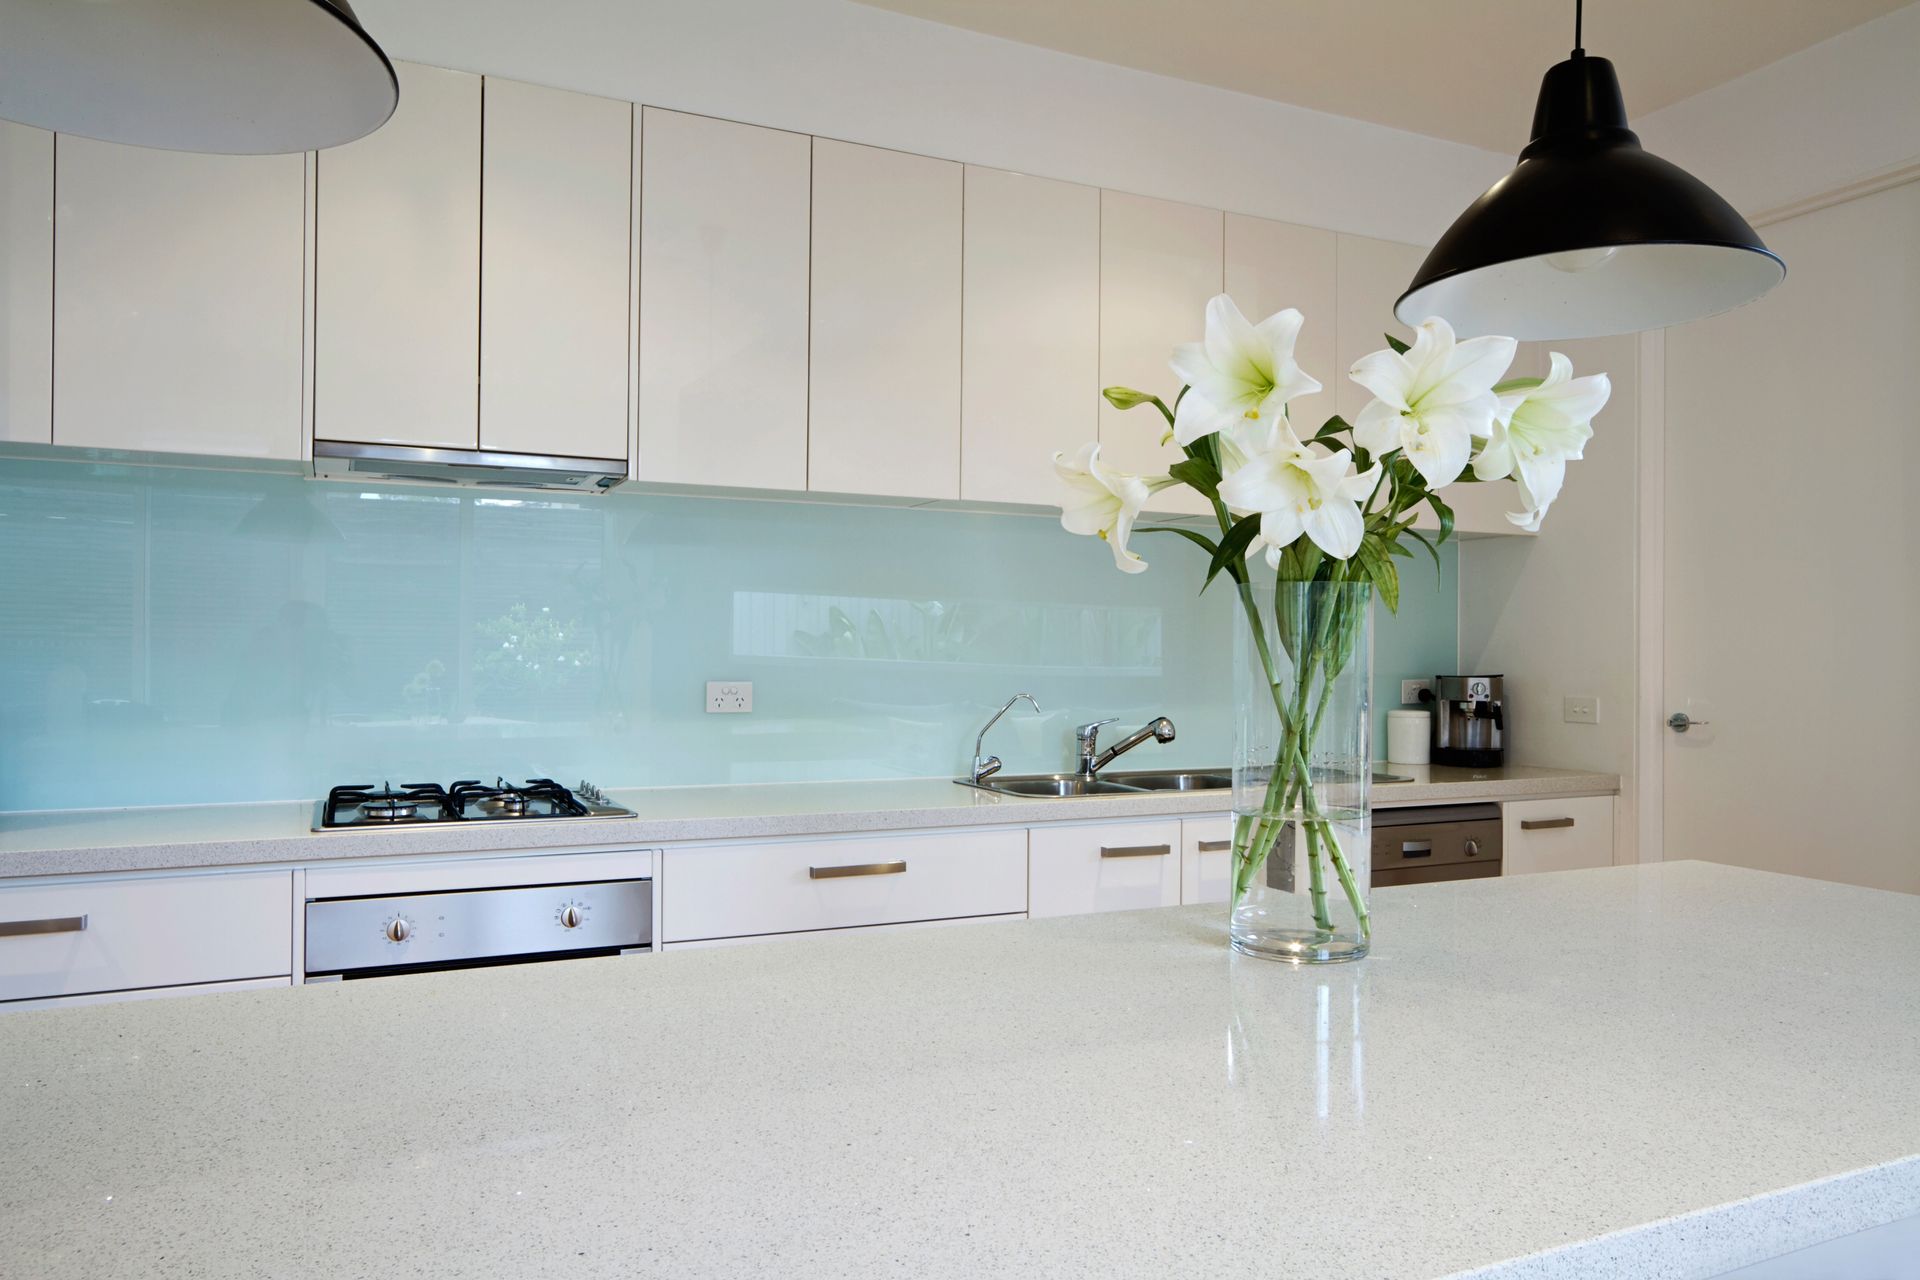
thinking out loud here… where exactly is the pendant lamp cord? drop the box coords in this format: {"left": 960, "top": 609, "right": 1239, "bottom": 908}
{"left": 1573, "top": 0, "right": 1585, "bottom": 56}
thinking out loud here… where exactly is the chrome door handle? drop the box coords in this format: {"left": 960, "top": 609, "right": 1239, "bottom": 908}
{"left": 1196, "top": 840, "right": 1232, "bottom": 853}
{"left": 1100, "top": 844, "right": 1171, "bottom": 858}
{"left": 0, "top": 914, "right": 88, "bottom": 938}
{"left": 808, "top": 861, "right": 907, "bottom": 880}
{"left": 1667, "top": 711, "right": 1710, "bottom": 733}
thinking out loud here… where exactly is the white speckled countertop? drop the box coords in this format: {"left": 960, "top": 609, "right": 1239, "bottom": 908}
{"left": 0, "top": 764, "right": 1616, "bottom": 880}
{"left": 0, "top": 862, "right": 1913, "bottom": 1279}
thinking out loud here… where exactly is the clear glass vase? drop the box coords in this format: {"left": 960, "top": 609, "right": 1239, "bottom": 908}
{"left": 1229, "top": 580, "right": 1372, "bottom": 963}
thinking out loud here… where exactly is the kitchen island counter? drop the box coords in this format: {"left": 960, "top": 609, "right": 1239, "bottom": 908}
{"left": 0, "top": 764, "right": 1616, "bottom": 879}
{"left": 2, "top": 861, "right": 1914, "bottom": 1279}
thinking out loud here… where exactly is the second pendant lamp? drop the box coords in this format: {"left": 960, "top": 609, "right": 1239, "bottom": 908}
{"left": 1397, "top": 1, "right": 1784, "bottom": 340}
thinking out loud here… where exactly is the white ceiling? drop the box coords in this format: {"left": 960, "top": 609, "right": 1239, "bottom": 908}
{"left": 855, "top": 0, "right": 1912, "bottom": 151}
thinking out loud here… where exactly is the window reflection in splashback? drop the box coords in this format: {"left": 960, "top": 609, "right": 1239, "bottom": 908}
{"left": 0, "top": 458, "right": 1456, "bottom": 811}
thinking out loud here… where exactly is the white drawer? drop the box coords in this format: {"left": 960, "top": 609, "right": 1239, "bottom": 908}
{"left": 662, "top": 830, "right": 1027, "bottom": 942}
{"left": 1181, "top": 815, "right": 1235, "bottom": 905}
{"left": 1502, "top": 796, "right": 1615, "bottom": 875}
{"left": 1029, "top": 819, "right": 1182, "bottom": 918}
{"left": 0, "top": 871, "right": 293, "bottom": 1003}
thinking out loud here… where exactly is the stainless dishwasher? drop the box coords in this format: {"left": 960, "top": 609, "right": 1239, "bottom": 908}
{"left": 1372, "top": 803, "right": 1502, "bottom": 886}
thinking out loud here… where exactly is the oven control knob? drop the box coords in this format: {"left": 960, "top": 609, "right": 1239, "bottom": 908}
{"left": 558, "top": 905, "right": 583, "bottom": 930}
{"left": 1464, "top": 839, "right": 1481, "bottom": 858}
{"left": 385, "top": 917, "right": 412, "bottom": 943}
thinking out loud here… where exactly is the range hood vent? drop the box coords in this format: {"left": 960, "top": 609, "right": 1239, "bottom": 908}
{"left": 312, "top": 441, "right": 626, "bottom": 493}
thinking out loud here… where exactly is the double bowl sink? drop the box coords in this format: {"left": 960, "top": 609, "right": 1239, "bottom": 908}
{"left": 959, "top": 769, "right": 1231, "bottom": 798}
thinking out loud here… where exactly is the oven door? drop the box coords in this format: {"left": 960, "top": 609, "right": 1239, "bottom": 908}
{"left": 305, "top": 878, "right": 652, "bottom": 980}
{"left": 1371, "top": 804, "right": 1502, "bottom": 887}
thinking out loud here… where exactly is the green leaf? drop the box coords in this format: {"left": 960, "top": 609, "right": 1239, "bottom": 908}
{"left": 1204, "top": 515, "right": 1264, "bottom": 591}
{"left": 1426, "top": 491, "right": 1455, "bottom": 544}
{"left": 1492, "top": 376, "right": 1543, "bottom": 395}
{"left": 1135, "top": 525, "right": 1220, "bottom": 559}
{"left": 1354, "top": 536, "right": 1401, "bottom": 614}
{"left": 1167, "top": 457, "right": 1221, "bottom": 501}
{"left": 1384, "top": 332, "right": 1411, "bottom": 356}
{"left": 1404, "top": 527, "right": 1445, "bottom": 584}
{"left": 1312, "top": 415, "right": 1352, "bottom": 443}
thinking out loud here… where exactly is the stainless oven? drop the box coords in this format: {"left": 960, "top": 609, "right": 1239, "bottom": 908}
{"left": 304, "top": 877, "right": 652, "bottom": 981}
{"left": 1372, "top": 803, "right": 1502, "bottom": 886}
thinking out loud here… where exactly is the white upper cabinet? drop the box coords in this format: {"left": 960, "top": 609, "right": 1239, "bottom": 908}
{"left": 807, "top": 138, "right": 962, "bottom": 500}
{"left": 1224, "top": 213, "right": 1338, "bottom": 434}
{"left": 1099, "top": 191, "right": 1222, "bottom": 516}
{"left": 0, "top": 122, "right": 52, "bottom": 445}
{"left": 54, "top": 138, "right": 304, "bottom": 459}
{"left": 960, "top": 165, "right": 1099, "bottom": 506}
{"left": 480, "top": 78, "right": 632, "bottom": 462}
{"left": 315, "top": 61, "right": 481, "bottom": 450}
{"left": 638, "top": 108, "right": 811, "bottom": 491}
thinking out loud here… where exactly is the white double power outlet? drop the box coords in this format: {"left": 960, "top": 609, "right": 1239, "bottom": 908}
{"left": 705, "top": 681, "right": 753, "bottom": 714}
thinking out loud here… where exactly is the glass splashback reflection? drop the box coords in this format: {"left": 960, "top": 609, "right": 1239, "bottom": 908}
{"left": 0, "top": 459, "right": 1456, "bottom": 811}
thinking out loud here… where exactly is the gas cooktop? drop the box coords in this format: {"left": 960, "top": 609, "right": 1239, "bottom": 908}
{"left": 314, "top": 778, "right": 636, "bottom": 831}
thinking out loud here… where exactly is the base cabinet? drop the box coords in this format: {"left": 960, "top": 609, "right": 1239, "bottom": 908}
{"left": 1029, "top": 819, "right": 1183, "bottom": 918}
{"left": 1181, "top": 816, "right": 1235, "bottom": 905}
{"left": 1502, "top": 797, "right": 1615, "bottom": 875}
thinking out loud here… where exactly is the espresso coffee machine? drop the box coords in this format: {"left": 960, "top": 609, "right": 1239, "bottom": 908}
{"left": 1426, "top": 675, "right": 1505, "bottom": 767}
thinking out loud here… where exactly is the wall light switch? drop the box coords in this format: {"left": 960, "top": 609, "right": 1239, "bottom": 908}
{"left": 1563, "top": 695, "right": 1599, "bottom": 725}
{"left": 1400, "top": 678, "right": 1433, "bottom": 706}
{"left": 706, "top": 681, "right": 753, "bottom": 714}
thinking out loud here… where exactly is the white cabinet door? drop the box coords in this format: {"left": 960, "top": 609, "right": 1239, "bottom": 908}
{"left": 808, "top": 138, "right": 961, "bottom": 500}
{"left": 315, "top": 61, "right": 480, "bottom": 450}
{"left": 0, "top": 871, "right": 293, "bottom": 1003}
{"left": 637, "top": 108, "right": 810, "bottom": 491}
{"left": 1502, "top": 796, "right": 1615, "bottom": 875}
{"left": 480, "top": 78, "right": 632, "bottom": 462}
{"left": 1180, "top": 814, "right": 1235, "bottom": 905}
{"left": 53, "top": 139, "right": 304, "bottom": 459}
{"left": 960, "top": 165, "right": 1099, "bottom": 506}
{"left": 1099, "top": 190, "right": 1222, "bottom": 517}
{"left": 0, "top": 122, "right": 52, "bottom": 445}
{"left": 662, "top": 829, "right": 1025, "bottom": 942}
{"left": 1225, "top": 213, "right": 1337, "bottom": 434}
{"left": 1029, "top": 819, "right": 1183, "bottom": 918}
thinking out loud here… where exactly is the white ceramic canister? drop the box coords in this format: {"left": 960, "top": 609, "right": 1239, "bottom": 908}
{"left": 1386, "top": 709, "right": 1431, "bottom": 765}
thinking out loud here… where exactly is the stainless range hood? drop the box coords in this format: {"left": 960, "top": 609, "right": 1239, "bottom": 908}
{"left": 312, "top": 441, "right": 627, "bottom": 493}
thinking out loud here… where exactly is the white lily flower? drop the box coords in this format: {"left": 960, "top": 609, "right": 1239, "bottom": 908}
{"left": 1473, "top": 352, "right": 1612, "bottom": 531}
{"left": 1217, "top": 419, "right": 1380, "bottom": 562}
{"left": 1169, "top": 295, "right": 1323, "bottom": 446}
{"left": 1350, "top": 317, "right": 1517, "bottom": 489}
{"left": 1054, "top": 443, "right": 1171, "bottom": 574}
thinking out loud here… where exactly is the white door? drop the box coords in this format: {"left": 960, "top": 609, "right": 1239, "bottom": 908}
{"left": 314, "top": 61, "right": 481, "bottom": 450}
{"left": 1098, "top": 190, "right": 1221, "bottom": 516}
{"left": 636, "top": 108, "right": 811, "bottom": 491}
{"left": 0, "top": 121, "right": 52, "bottom": 444}
{"left": 960, "top": 165, "right": 1100, "bottom": 506}
{"left": 54, "top": 138, "right": 305, "bottom": 459}
{"left": 1661, "top": 180, "right": 1919, "bottom": 894}
{"left": 480, "top": 78, "right": 632, "bottom": 462}
{"left": 807, "top": 138, "right": 961, "bottom": 500}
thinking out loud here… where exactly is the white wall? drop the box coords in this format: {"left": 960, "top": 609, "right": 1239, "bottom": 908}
{"left": 1458, "top": 337, "right": 1643, "bottom": 861}
{"left": 352, "top": 0, "right": 1508, "bottom": 245}
{"left": 1637, "top": 2, "right": 1920, "bottom": 217}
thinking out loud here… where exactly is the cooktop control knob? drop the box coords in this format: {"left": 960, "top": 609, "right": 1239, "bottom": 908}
{"left": 559, "top": 904, "right": 583, "bottom": 930}
{"left": 385, "top": 917, "right": 412, "bottom": 943}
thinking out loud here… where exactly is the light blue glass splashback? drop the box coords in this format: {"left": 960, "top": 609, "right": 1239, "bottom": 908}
{"left": 0, "top": 458, "right": 1456, "bottom": 811}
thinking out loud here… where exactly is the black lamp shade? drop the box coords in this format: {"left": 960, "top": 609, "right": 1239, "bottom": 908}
{"left": 0, "top": 0, "right": 397, "bottom": 155}
{"left": 1397, "top": 55, "right": 1784, "bottom": 340}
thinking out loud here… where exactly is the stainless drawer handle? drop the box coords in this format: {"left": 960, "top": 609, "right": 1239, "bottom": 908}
{"left": 0, "top": 914, "right": 88, "bottom": 938}
{"left": 808, "top": 861, "right": 907, "bottom": 880}
{"left": 1196, "top": 840, "right": 1232, "bottom": 853}
{"left": 1101, "top": 844, "right": 1172, "bottom": 859}
{"left": 1521, "top": 817, "right": 1576, "bottom": 831}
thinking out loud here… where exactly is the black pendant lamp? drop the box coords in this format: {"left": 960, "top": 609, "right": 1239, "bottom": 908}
{"left": 0, "top": 0, "right": 397, "bottom": 155}
{"left": 1397, "top": 0, "right": 1784, "bottom": 339}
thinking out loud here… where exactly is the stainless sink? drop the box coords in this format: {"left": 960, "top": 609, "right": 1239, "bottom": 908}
{"left": 959, "top": 773, "right": 1152, "bottom": 798}
{"left": 1101, "top": 769, "right": 1232, "bottom": 792}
